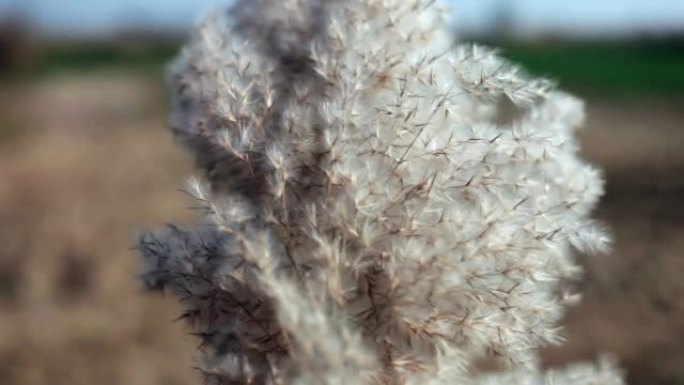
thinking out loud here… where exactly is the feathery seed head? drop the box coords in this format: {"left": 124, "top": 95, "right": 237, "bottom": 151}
{"left": 139, "top": 1, "right": 623, "bottom": 384}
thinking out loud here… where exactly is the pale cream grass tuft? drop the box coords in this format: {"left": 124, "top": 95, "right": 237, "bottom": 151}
{"left": 138, "top": 1, "right": 623, "bottom": 384}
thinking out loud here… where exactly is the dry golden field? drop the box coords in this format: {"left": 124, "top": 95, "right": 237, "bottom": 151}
{"left": 0, "top": 71, "right": 682, "bottom": 385}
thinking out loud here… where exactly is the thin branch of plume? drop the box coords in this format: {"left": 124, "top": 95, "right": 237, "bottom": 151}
{"left": 137, "top": 0, "right": 623, "bottom": 384}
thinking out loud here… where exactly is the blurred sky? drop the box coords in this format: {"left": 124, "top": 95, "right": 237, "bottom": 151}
{"left": 1, "top": 0, "right": 684, "bottom": 39}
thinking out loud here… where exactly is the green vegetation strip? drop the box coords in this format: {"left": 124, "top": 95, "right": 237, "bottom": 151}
{"left": 4, "top": 40, "right": 684, "bottom": 96}
{"left": 4, "top": 42, "right": 179, "bottom": 78}
{"left": 495, "top": 40, "right": 684, "bottom": 96}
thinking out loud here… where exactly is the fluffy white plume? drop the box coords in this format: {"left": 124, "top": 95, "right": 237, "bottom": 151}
{"left": 138, "top": 1, "right": 622, "bottom": 384}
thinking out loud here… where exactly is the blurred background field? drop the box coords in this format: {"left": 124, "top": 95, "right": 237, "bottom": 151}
{"left": 0, "top": 1, "right": 683, "bottom": 385}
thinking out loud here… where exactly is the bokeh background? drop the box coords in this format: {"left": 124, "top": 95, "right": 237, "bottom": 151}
{"left": 0, "top": 1, "right": 683, "bottom": 384}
